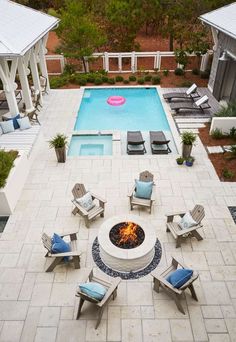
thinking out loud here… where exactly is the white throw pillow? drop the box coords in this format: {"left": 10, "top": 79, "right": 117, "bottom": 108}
{"left": 17, "top": 117, "right": 31, "bottom": 130}
{"left": 0, "top": 120, "right": 14, "bottom": 133}
{"left": 179, "top": 211, "right": 197, "bottom": 230}
{"left": 76, "top": 192, "right": 95, "bottom": 211}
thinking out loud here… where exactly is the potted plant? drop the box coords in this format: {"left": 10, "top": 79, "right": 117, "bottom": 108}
{"left": 49, "top": 133, "right": 68, "bottom": 163}
{"left": 185, "top": 156, "right": 195, "bottom": 167}
{"left": 176, "top": 156, "right": 185, "bottom": 165}
{"left": 181, "top": 131, "right": 197, "bottom": 159}
{"left": 174, "top": 49, "right": 188, "bottom": 69}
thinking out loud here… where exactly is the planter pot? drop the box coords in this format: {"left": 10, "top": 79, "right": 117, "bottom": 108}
{"left": 185, "top": 160, "right": 194, "bottom": 167}
{"left": 55, "top": 147, "right": 66, "bottom": 163}
{"left": 182, "top": 144, "right": 192, "bottom": 159}
{"left": 0, "top": 152, "right": 30, "bottom": 215}
{"left": 176, "top": 160, "right": 184, "bottom": 165}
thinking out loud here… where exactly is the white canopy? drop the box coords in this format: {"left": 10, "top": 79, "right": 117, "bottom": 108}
{"left": 0, "top": 0, "right": 59, "bottom": 57}
{"left": 200, "top": 2, "right": 236, "bottom": 40}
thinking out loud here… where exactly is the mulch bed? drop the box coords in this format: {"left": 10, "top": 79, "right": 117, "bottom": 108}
{"left": 199, "top": 124, "right": 236, "bottom": 182}
{"left": 198, "top": 124, "right": 236, "bottom": 147}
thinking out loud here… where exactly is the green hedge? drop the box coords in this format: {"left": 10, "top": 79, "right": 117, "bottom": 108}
{"left": 0, "top": 150, "right": 18, "bottom": 188}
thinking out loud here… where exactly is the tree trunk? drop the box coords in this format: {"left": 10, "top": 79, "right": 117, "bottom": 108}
{"left": 169, "top": 33, "right": 174, "bottom": 51}
{"left": 81, "top": 57, "right": 87, "bottom": 73}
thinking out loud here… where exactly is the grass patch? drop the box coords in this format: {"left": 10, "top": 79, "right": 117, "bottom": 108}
{"left": 0, "top": 150, "right": 19, "bottom": 188}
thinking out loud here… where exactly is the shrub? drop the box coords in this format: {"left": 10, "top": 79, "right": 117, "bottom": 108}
{"left": 192, "top": 68, "right": 200, "bottom": 75}
{"left": 49, "top": 133, "right": 68, "bottom": 149}
{"left": 102, "top": 76, "right": 109, "bottom": 83}
{"left": 152, "top": 76, "right": 161, "bottom": 85}
{"left": 63, "top": 63, "right": 76, "bottom": 75}
{"left": 123, "top": 79, "right": 130, "bottom": 84}
{"left": 107, "top": 78, "right": 115, "bottom": 84}
{"left": 174, "top": 68, "right": 184, "bottom": 76}
{"left": 87, "top": 75, "right": 95, "bottom": 83}
{"left": 137, "top": 78, "right": 145, "bottom": 84}
{"left": 229, "top": 127, "right": 236, "bottom": 139}
{"left": 163, "top": 69, "right": 169, "bottom": 76}
{"left": 144, "top": 75, "right": 152, "bottom": 82}
{"left": 94, "top": 78, "right": 103, "bottom": 85}
{"left": 222, "top": 168, "right": 235, "bottom": 179}
{"left": 181, "top": 131, "right": 196, "bottom": 145}
{"left": 115, "top": 75, "right": 124, "bottom": 82}
{"left": 200, "top": 70, "right": 210, "bottom": 79}
{"left": 78, "top": 78, "right": 87, "bottom": 86}
{"left": 211, "top": 128, "right": 225, "bottom": 139}
{"left": 49, "top": 76, "right": 68, "bottom": 89}
{"left": 215, "top": 101, "right": 236, "bottom": 117}
{"left": 129, "top": 75, "right": 136, "bottom": 82}
{"left": 0, "top": 150, "right": 18, "bottom": 188}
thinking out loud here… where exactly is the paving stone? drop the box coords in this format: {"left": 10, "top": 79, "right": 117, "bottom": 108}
{"left": 107, "top": 307, "right": 121, "bottom": 341}
{"left": 143, "top": 319, "right": 171, "bottom": 342}
{"left": 20, "top": 307, "right": 41, "bottom": 342}
{"left": 201, "top": 306, "right": 223, "bottom": 319}
{"left": 56, "top": 320, "right": 86, "bottom": 342}
{"left": 49, "top": 283, "right": 75, "bottom": 306}
{"left": 188, "top": 306, "right": 208, "bottom": 341}
{"left": 225, "top": 318, "right": 236, "bottom": 341}
{"left": 86, "top": 320, "right": 107, "bottom": 341}
{"left": 30, "top": 283, "right": 52, "bottom": 306}
{"left": 0, "top": 301, "right": 29, "bottom": 320}
{"left": 208, "top": 334, "right": 231, "bottom": 342}
{"left": 205, "top": 318, "right": 227, "bottom": 333}
{"left": 202, "top": 282, "right": 231, "bottom": 305}
{"left": 170, "top": 319, "right": 193, "bottom": 341}
{"left": 121, "top": 319, "right": 142, "bottom": 342}
{"left": 39, "top": 307, "right": 60, "bottom": 327}
{"left": 0, "top": 321, "right": 24, "bottom": 342}
{"left": 35, "top": 327, "right": 57, "bottom": 342}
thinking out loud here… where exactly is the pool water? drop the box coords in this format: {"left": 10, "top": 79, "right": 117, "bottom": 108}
{"left": 68, "top": 135, "right": 112, "bottom": 156}
{"left": 74, "top": 88, "right": 170, "bottom": 131}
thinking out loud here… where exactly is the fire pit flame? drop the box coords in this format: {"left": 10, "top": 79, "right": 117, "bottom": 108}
{"left": 118, "top": 222, "right": 138, "bottom": 245}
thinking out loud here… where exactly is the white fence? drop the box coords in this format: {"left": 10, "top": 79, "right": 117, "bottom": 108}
{"left": 46, "top": 50, "right": 212, "bottom": 75}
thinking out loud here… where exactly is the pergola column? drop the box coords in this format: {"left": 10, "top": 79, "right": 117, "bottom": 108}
{"left": 29, "top": 45, "right": 42, "bottom": 104}
{"left": 18, "top": 53, "right": 34, "bottom": 112}
{"left": 0, "top": 58, "right": 19, "bottom": 116}
{"left": 38, "top": 34, "right": 50, "bottom": 92}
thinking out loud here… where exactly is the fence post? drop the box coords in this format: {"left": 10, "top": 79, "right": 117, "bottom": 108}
{"left": 118, "top": 53, "right": 122, "bottom": 72}
{"left": 200, "top": 52, "right": 209, "bottom": 72}
{"left": 104, "top": 52, "right": 109, "bottom": 72}
{"left": 155, "top": 52, "right": 160, "bottom": 70}
{"left": 131, "top": 51, "right": 135, "bottom": 73}
{"left": 60, "top": 53, "right": 65, "bottom": 73}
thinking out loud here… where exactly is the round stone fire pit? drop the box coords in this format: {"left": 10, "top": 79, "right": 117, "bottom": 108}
{"left": 98, "top": 215, "right": 156, "bottom": 272}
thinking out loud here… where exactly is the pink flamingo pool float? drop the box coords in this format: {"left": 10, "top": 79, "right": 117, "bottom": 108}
{"left": 107, "top": 95, "right": 126, "bottom": 106}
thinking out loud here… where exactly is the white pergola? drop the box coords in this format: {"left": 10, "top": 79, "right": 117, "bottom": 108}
{"left": 0, "top": 0, "right": 59, "bottom": 116}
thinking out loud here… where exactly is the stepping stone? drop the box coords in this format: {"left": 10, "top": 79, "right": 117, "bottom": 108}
{"left": 206, "top": 146, "right": 224, "bottom": 153}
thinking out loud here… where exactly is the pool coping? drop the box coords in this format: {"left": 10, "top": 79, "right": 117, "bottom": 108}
{"left": 68, "top": 86, "right": 181, "bottom": 156}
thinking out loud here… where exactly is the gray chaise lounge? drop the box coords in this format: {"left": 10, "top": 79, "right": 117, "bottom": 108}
{"left": 170, "top": 95, "right": 210, "bottom": 113}
{"left": 163, "top": 83, "right": 199, "bottom": 102}
{"left": 150, "top": 131, "right": 171, "bottom": 154}
{"left": 127, "top": 131, "right": 146, "bottom": 155}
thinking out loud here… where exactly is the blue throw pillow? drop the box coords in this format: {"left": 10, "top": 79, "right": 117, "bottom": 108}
{"left": 0, "top": 120, "right": 15, "bottom": 134}
{"left": 7, "top": 114, "right": 21, "bottom": 129}
{"left": 51, "top": 233, "right": 71, "bottom": 261}
{"left": 79, "top": 282, "right": 107, "bottom": 301}
{"left": 134, "top": 180, "right": 153, "bottom": 199}
{"left": 166, "top": 269, "right": 193, "bottom": 289}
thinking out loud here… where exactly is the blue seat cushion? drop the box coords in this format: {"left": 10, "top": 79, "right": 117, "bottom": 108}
{"left": 51, "top": 233, "right": 71, "bottom": 261}
{"left": 166, "top": 268, "right": 193, "bottom": 289}
{"left": 134, "top": 180, "right": 153, "bottom": 199}
{"left": 79, "top": 282, "right": 107, "bottom": 301}
{"left": 6, "top": 114, "right": 21, "bottom": 129}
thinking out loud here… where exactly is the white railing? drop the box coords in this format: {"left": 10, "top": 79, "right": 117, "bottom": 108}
{"left": 46, "top": 54, "right": 65, "bottom": 75}
{"left": 46, "top": 51, "right": 212, "bottom": 75}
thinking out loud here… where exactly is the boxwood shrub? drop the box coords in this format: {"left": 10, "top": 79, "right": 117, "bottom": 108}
{"left": 129, "top": 75, "right": 136, "bottom": 82}
{"left": 174, "top": 68, "right": 185, "bottom": 76}
{"left": 108, "top": 78, "right": 115, "bottom": 84}
{"left": 152, "top": 76, "right": 161, "bottom": 85}
{"left": 144, "top": 75, "right": 152, "bottom": 82}
{"left": 137, "top": 78, "right": 145, "bottom": 84}
{"left": 94, "top": 78, "right": 103, "bottom": 85}
{"left": 115, "top": 75, "right": 124, "bottom": 82}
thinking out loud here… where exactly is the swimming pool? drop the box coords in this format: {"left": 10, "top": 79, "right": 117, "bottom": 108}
{"left": 74, "top": 88, "right": 170, "bottom": 131}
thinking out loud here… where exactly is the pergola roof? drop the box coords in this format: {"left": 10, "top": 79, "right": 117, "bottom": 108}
{"left": 200, "top": 2, "right": 236, "bottom": 40}
{"left": 0, "top": 0, "right": 59, "bottom": 57}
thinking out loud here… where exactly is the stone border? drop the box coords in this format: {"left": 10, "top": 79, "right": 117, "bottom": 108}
{"left": 92, "top": 237, "right": 162, "bottom": 280}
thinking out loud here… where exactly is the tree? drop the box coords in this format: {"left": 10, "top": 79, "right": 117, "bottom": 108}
{"left": 57, "top": 0, "right": 106, "bottom": 72}
{"left": 105, "top": 0, "right": 143, "bottom": 51}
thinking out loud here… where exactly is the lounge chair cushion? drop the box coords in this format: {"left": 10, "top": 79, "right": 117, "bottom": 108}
{"left": 166, "top": 269, "right": 193, "bottom": 288}
{"left": 135, "top": 180, "right": 153, "bottom": 199}
{"left": 179, "top": 211, "right": 197, "bottom": 230}
{"left": 76, "top": 192, "right": 95, "bottom": 211}
{"left": 78, "top": 282, "right": 107, "bottom": 301}
{"left": 51, "top": 233, "right": 71, "bottom": 261}
{"left": 17, "top": 117, "right": 31, "bottom": 130}
{"left": 6, "top": 114, "right": 21, "bottom": 129}
{"left": 0, "top": 120, "right": 15, "bottom": 133}
{"left": 0, "top": 125, "right": 3, "bottom": 136}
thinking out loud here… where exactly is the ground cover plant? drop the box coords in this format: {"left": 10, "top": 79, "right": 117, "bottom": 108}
{"left": 0, "top": 150, "right": 18, "bottom": 188}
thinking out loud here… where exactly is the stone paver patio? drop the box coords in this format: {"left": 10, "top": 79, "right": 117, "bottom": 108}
{"left": 0, "top": 89, "right": 236, "bottom": 342}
